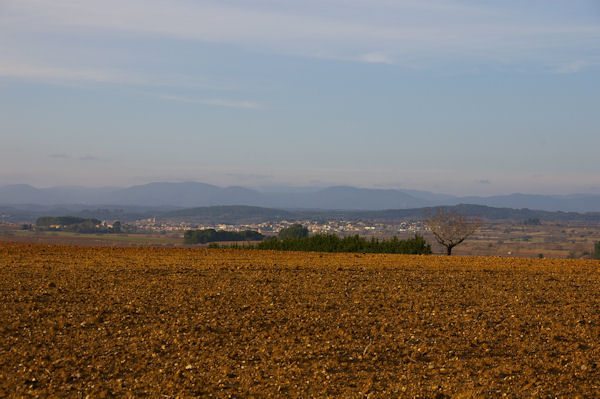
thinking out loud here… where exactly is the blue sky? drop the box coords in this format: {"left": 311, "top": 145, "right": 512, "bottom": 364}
{"left": 1, "top": 0, "right": 599, "bottom": 195}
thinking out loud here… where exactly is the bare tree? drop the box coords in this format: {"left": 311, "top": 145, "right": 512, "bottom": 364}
{"left": 425, "top": 208, "right": 482, "bottom": 255}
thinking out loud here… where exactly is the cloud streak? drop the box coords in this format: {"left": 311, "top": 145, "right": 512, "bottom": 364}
{"left": 157, "top": 94, "right": 263, "bottom": 110}
{"left": 49, "top": 154, "right": 102, "bottom": 161}
{"left": 0, "top": 59, "right": 237, "bottom": 91}
{"left": 553, "top": 60, "right": 591, "bottom": 74}
{"left": 49, "top": 154, "right": 70, "bottom": 159}
{"left": 0, "top": 61, "right": 149, "bottom": 85}
{"left": 2, "top": 0, "right": 599, "bottom": 73}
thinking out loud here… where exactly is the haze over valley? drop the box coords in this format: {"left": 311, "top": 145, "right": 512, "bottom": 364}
{"left": 1, "top": 182, "right": 600, "bottom": 213}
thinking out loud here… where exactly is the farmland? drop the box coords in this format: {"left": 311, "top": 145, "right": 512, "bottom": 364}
{"left": 0, "top": 229, "right": 182, "bottom": 248}
{"left": 441, "top": 221, "right": 600, "bottom": 259}
{"left": 3, "top": 217, "right": 600, "bottom": 259}
{"left": 1, "top": 242, "right": 599, "bottom": 397}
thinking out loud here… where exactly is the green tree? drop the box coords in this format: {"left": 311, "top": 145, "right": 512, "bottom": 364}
{"left": 255, "top": 233, "right": 431, "bottom": 254}
{"left": 278, "top": 224, "right": 309, "bottom": 240}
{"left": 183, "top": 229, "right": 264, "bottom": 244}
{"left": 112, "top": 221, "right": 122, "bottom": 233}
{"left": 593, "top": 241, "right": 600, "bottom": 260}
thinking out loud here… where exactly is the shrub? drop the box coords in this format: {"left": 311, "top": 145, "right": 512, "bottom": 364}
{"left": 183, "top": 229, "right": 264, "bottom": 244}
{"left": 593, "top": 241, "right": 600, "bottom": 260}
{"left": 278, "top": 224, "right": 309, "bottom": 240}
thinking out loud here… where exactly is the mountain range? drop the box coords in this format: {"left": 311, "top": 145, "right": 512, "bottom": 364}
{"left": 1, "top": 182, "right": 599, "bottom": 213}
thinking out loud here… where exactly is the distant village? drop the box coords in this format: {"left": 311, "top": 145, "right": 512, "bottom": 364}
{"left": 1, "top": 211, "right": 426, "bottom": 238}
{"left": 131, "top": 217, "right": 425, "bottom": 238}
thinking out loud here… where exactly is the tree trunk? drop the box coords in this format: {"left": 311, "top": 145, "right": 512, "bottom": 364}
{"left": 446, "top": 245, "right": 453, "bottom": 256}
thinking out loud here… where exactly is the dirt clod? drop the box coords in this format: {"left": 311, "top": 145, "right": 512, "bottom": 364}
{"left": 0, "top": 242, "right": 599, "bottom": 397}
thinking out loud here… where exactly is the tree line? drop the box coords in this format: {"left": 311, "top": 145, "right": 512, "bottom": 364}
{"left": 183, "top": 229, "right": 265, "bottom": 244}
{"left": 35, "top": 216, "right": 126, "bottom": 234}
{"left": 36, "top": 216, "right": 101, "bottom": 228}
{"left": 211, "top": 233, "right": 432, "bottom": 255}
{"left": 36, "top": 216, "right": 104, "bottom": 234}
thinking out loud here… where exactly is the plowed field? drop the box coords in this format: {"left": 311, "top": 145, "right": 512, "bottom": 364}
{"left": 1, "top": 242, "right": 599, "bottom": 397}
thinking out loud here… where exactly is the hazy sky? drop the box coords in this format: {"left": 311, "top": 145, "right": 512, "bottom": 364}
{"left": 1, "top": 0, "right": 599, "bottom": 195}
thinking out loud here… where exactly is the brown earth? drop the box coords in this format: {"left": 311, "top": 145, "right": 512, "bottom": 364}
{"left": 0, "top": 230, "right": 182, "bottom": 248}
{"left": 1, "top": 242, "right": 599, "bottom": 397}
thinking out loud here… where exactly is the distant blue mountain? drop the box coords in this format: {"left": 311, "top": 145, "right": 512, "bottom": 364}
{"left": 110, "top": 182, "right": 263, "bottom": 207}
{"left": 456, "top": 193, "right": 600, "bottom": 213}
{"left": 1, "top": 182, "right": 599, "bottom": 212}
{"left": 264, "top": 186, "right": 426, "bottom": 210}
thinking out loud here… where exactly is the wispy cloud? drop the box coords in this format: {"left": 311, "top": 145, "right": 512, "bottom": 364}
{"left": 49, "top": 153, "right": 70, "bottom": 159}
{"left": 357, "top": 53, "right": 394, "bottom": 65}
{"left": 49, "top": 153, "right": 102, "bottom": 161}
{"left": 78, "top": 155, "right": 101, "bottom": 161}
{"left": 2, "top": 0, "right": 599, "bottom": 73}
{"left": 0, "top": 59, "right": 234, "bottom": 90}
{"left": 0, "top": 61, "right": 148, "bottom": 85}
{"left": 553, "top": 60, "right": 591, "bottom": 74}
{"left": 157, "top": 94, "right": 263, "bottom": 110}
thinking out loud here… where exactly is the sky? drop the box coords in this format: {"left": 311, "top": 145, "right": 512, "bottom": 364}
{"left": 1, "top": 0, "right": 599, "bottom": 196}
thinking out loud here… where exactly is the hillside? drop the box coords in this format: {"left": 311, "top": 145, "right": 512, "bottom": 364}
{"left": 3, "top": 203, "right": 600, "bottom": 224}
{"left": 164, "top": 205, "right": 294, "bottom": 224}
{"left": 2, "top": 182, "right": 600, "bottom": 212}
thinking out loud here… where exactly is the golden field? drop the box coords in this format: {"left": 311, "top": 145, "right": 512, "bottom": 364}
{"left": 1, "top": 242, "right": 599, "bottom": 397}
